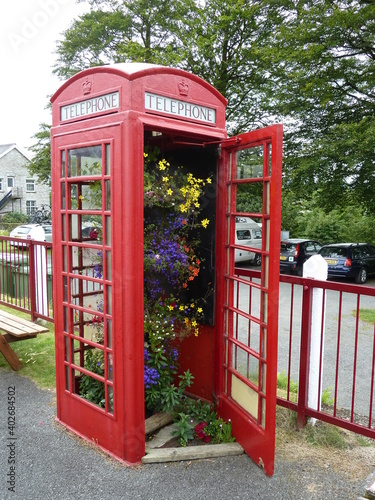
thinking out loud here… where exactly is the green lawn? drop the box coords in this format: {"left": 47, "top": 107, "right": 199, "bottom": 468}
{"left": 0, "top": 306, "right": 56, "bottom": 389}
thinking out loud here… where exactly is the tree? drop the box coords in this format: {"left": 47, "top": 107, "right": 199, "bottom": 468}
{"left": 33, "top": 0, "right": 374, "bottom": 222}
{"left": 53, "top": 0, "right": 279, "bottom": 133}
{"left": 262, "top": 0, "right": 375, "bottom": 214}
{"left": 27, "top": 123, "right": 51, "bottom": 185}
{"left": 53, "top": 0, "right": 195, "bottom": 78}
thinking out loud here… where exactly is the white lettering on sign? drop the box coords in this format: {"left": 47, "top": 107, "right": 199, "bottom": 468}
{"left": 145, "top": 92, "right": 216, "bottom": 125}
{"left": 60, "top": 91, "right": 119, "bottom": 121}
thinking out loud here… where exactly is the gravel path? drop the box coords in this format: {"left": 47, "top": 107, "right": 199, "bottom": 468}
{"left": 0, "top": 369, "right": 370, "bottom": 500}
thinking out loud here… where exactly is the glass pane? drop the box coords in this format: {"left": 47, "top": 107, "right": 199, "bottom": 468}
{"left": 61, "top": 183, "right": 66, "bottom": 209}
{"left": 71, "top": 246, "right": 103, "bottom": 275}
{"left": 266, "top": 143, "right": 272, "bottom": 176}
{"left": 105, "top": 216, "right": 111, "bottom": 246}
{"left": 105, "top": 144, "right": 111, "bottom": 175}
{"left": 105, "top": 180, "right": 111, "bottom": 210}
{"left": 68, "top": 146, "right": 102, "bottom": 177}
{"left": 63, "top": 246, "right": 67, "bottom": 272}
{"left": 236, "top": 146, "right": 263, "bottom": 180}
{"left": 82, "top": 310, "right": 104, "bottom": 343}
{"left": 70, "top": 182, "right": 103, "bottom": 211}
{"left": 64, "top": 336, "right": 70, "bottom": 362}
{"left": 65, "top": 366, "right": 70, "bottom": 391}
{"left": 108, "top": 385, "right": 114, "bottom": 414}
{"left": 82, "top": 215, "right": 102, "bottom": 242}
{"left": 62, "top": 215, "right": 66, "bottom": 241}
{"left": 61, "top": 150, "right": 66, "bottom": 177}
{"left": 107, "top": 353, "right": 113, "bottom": 381}
{"left": 107, "top": 319, "right": 112, "bottom": 348}
{"left": 63, "top": 276, "right": 68, "bottom": 302}
{"left": 106, "top": 251, "right": 112, "bottom": 281}
{"left": 63, "top": 306, "right": 69, "bottom": 331}
{"left": 106, "top": 285, "right": 112, "bottom": 315}
{"left": 236, "top": 182, "right": 263, "bottom": 215}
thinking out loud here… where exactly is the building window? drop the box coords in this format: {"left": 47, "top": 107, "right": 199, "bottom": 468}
{"left": 0, "top": 179, "right": 3, "bottom": 191}
{"left": 26, "top": 200, "right": 36, "bottom": 216}
{"left": 26, "top": 179, "right": 35, "bottom": 192}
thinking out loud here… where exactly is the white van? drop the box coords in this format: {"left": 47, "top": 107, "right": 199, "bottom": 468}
{"left": 235, "top": 217, "right": 262, "bottom": 265}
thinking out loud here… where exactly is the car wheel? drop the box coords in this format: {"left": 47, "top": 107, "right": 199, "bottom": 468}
{"left": 253, "top": 253, "right": 261, "bottom": 266}
{"left": 355, "top": 267, "right": 367, "bottom": 284}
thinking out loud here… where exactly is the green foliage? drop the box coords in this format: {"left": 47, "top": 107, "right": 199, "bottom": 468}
{"left": 282, "top": 199, "right": 375, "bottom": 245}
{"left": 1, "top": 212, "right": 29, "bottom": 232}
{"left": 277, "top": 370, "right": 298, "bottom": 394}
{"left": 79, "top": 349, "right": 105, "bottom": 408}
{"left": 171, "top": 398, "right": 235, "bottom": 446}
{"left": 355, "top": 309, "right": 375, "bottom": 324}
{"left": 28, "top": 123, "right": 52, "bottom": 185}
{"left": 305, "top": 422, "right": 348, "bottom": 450}
{"left": 31, "top": 0, "right": 374, "bottom": 220}
{"left": 264, "top": 0, "right": 375, "bottom": 215}
{"left": 172, "top": 412, "right": 195, "bottom": 446}
{"left": 321, "top": 388, "right": 334, "bottom": 407}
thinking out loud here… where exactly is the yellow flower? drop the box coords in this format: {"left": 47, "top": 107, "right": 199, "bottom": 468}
{"left": 192, "top": 320, "right": 197, "bottom": 327}
{"left": 162, "top": 176, "right": 169, "bottom": 182}
{"left": 179, "top": 305, "right": 184, "bottom": 311}
{"left": 168, "top": 305, "right": 174, "bottom": 311}
{"left": 197, "top": 307, "right": 203, "bottom": 313}
{"left": 190, "top": 303, "right": 195, "bottom": 308}
{"left": 201, "top": 218, "right": 210, "bottom": 229}
{"left": 144, "top": 153, "right": 148, "bottom": 158}
{"left": 194, "top": 202, "right": 200, "bottom": 208}
{"left": 194, "top": 329, "right": 199, "bottom": 337}
{"left": 180, "top": 204, "right": 187, "bottom": 213}
{"left": 206, "top": 177, "right": 212, "bottom": 184}
{"left": 158, "top": 159, "right": 168, "bottom": 170}
{"left": 167, "top": 188, "right": 173, "bottom": 195}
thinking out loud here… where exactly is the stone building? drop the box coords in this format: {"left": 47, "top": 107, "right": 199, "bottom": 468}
{"left": 0, "top": 144, "right": 50, "bottom": 216}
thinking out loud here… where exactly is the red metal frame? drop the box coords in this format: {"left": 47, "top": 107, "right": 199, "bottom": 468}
{"left": 0, "top": 238, "right": 53, "bottom": 322}
{"left": 50, "top": 64, "right": 228, "bottom": 464}
{"left": 239, "top": 268, "right": 375, "bottom": 441}
{"left": 215, "top": 125, "right": 283, "bottom": 476}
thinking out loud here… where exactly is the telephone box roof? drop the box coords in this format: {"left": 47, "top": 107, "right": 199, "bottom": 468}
{"left": 51, "top": 62, "right": 227, "bottom": 105}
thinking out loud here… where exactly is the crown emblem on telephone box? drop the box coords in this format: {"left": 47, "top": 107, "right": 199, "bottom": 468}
{"left": 82, "top": 78, "right": 92, "bottom": 95}
{"left": 178, "top": 80, "right": 189, "bottom": 96}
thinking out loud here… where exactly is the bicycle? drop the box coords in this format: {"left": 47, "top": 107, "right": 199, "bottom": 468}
{"left": 32, "top": 204, "right": 52, "bottom": 224}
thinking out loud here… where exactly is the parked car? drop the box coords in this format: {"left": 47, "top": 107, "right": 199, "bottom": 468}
{"left": 319, "top": 243, "right": 375, "bottom": 284}
{"left": 235, "top": 217, "right": 262, "bottom": 266}
{"left": 9, "top": 223, "right": 52, "bottom": 246}
{"left": 280, "top": 239, "right": 322, "bottom": 276}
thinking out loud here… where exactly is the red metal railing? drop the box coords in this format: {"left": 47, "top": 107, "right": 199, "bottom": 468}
{"left": 236, "top": 267, "right": 375, "bottom": 439}
{"left": 1, "top": 235, "right": 375, "bottom": 439}
{"left": 0, "top": 236, "right": 53, "bottom": 322}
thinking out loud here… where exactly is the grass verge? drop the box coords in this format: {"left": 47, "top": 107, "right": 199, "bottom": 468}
{"left": 0, "top": 305, "right": 55, "bottom": 389}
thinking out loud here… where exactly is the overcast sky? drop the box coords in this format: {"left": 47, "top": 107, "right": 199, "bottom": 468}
{"left": 0, "top": 0, "right": 89, "bottom": 152}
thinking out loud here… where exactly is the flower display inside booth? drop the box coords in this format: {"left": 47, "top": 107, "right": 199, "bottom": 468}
{"left": 77, "top": 146, "right": 234, "bottom": 445}
{"left": 143, "top": 150, "right": 212, "bottom": 415}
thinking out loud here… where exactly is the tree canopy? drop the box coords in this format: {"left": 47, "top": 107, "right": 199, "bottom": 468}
{"left": 263, "top": 0, "right": 375, "bottom": 215}
{"left": 29, "top": 0, "right": 374, "bottom": 233}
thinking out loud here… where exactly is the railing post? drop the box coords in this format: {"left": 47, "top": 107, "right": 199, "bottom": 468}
{"left": 28, "top": 240, "right": 36, "bottom": 322}
{"left": 297, "top": 282, "right": 312, "bottom": 429}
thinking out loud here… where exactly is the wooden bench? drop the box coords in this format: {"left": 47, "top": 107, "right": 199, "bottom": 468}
{"left": 0, "top": 310, "right": 49, "bottom": 371}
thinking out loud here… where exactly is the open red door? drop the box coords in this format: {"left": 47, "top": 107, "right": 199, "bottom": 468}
{"left": 215, "top": 124, "right": 283, "bottom": 476}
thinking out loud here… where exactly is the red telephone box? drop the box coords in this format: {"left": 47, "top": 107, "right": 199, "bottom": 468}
{"left": 50, "top": 63, "right": 282, "bottom": 474}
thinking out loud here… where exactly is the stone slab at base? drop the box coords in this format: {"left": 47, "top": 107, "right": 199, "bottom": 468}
{"left": 142, "top": 442, "right": 244, "bottom": 464}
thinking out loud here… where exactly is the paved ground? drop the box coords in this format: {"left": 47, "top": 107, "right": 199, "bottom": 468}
{"left": 0, "top": 369, "right": 371, "bottom": 500}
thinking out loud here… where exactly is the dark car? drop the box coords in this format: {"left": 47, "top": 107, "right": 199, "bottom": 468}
{"left": 280, "top": 239, "right": 322, "bottom": 276}
{"left": 319, "top": 243, "right": 375, "bottom": 284}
